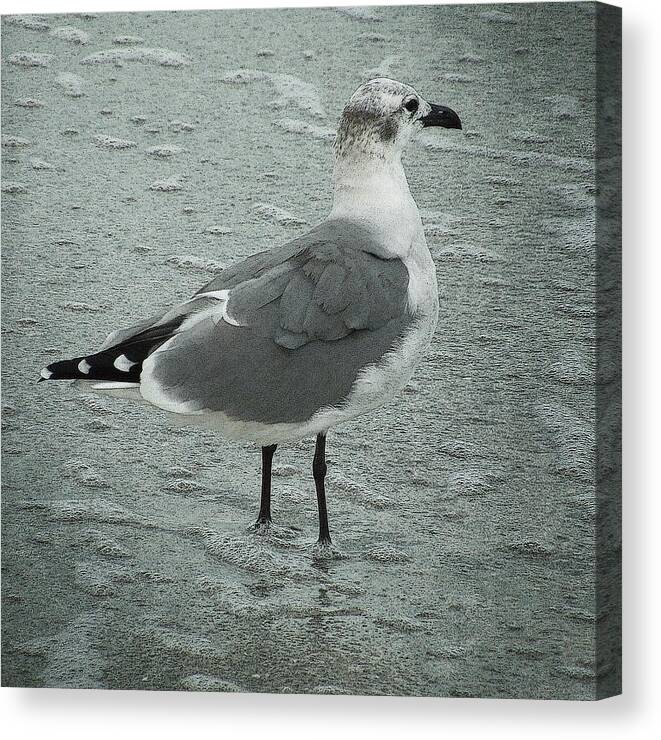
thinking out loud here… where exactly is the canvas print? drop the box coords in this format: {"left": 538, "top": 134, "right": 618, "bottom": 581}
{"left": 1, "top": 3, "right": 621, "bottom": 699}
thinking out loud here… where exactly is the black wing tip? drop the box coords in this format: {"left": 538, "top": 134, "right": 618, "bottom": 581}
{"left": 36, "top": 315, "right": 183, "bottom": 387}
{"left": 38, "top": 364, "right": 54, "bottom": 382}
{"left": 38, "top": 360, "right": 77, "bottom": 383}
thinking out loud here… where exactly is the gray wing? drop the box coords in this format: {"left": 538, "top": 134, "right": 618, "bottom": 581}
{"left": 143, "top": 219, "right": 414, "bottom": 425}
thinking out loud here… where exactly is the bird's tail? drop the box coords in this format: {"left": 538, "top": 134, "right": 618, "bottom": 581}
{"left": 39, "top": 317, "right": 184, "bottom": 384}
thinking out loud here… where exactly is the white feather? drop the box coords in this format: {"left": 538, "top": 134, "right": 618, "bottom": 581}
{"left": 91, "top": 382, "right": 138, "bottom": 390}
{"left": 90, "top": 382, "right": 143, "bottom": 401}
{"left": 196, "top": 290, "right": 230, "bottom": 301}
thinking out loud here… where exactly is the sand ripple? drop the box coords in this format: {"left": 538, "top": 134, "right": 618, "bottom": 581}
{"left": 81, "top": 47, "right": 190, "bottom": 67}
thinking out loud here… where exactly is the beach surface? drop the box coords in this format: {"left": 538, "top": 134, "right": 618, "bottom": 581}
{"left": 2, "top": 4, "right": 618, "bottom": 698}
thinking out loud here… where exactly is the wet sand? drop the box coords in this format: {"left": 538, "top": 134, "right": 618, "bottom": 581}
{"left": 2, "top": 4, "right": 618, "bottom": 698}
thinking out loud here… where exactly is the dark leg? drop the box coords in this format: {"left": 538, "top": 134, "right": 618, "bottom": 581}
{"left": 313, "top": 434, "right": 331, "bottom": 544}
{"left": 255, "top": 444, "right": 277, "bottom": 527}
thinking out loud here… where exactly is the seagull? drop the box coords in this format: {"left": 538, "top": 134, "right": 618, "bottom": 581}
{"left": 39, "top": 77, "right": 462, "bottom": 554}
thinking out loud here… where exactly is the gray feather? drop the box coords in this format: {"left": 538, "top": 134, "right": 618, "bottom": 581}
{"left": 314, "top": 262, "right": 350, "bottom": 314}
{"left": 93, "top": 217, "right": 414, "bottom": 424}
{"left": 149, "top": 313, "right": 414, "bottom": 424}
{"left": 279, "top": 272, "right": 314, "bottom": 334}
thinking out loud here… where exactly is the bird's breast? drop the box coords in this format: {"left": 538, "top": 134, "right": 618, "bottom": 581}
{"left": 404, "top": 236, "right": 439, "bottom": 321}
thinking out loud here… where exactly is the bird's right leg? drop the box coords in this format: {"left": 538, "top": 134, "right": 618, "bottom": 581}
{"left": 252, "top": 443, "right": 277, "bottom": 532}
{"left": 313, "top": 434, "right": 331, "bottom": 545}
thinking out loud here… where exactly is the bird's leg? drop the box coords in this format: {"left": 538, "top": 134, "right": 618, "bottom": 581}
{"left": 313, "top": 433, "right": 331, "bottom": 545}
{"left": 254, "top": 443, "right": 277, "bottom": 530}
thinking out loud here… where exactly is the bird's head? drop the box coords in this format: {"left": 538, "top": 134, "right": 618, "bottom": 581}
{"left": 334, "top": 77, "right": 462, "bottom": 160}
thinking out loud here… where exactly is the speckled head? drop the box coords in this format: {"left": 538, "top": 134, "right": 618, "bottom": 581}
{"left": 334, "top": 77, "right": 462, "bottom": 160}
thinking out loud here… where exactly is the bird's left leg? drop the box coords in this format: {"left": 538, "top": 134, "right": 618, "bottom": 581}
{"left": 311, "top": 434, "right": 343, "bottom": 559}
{"left": 253, "top": 443, "right": 277, "bottom": 531}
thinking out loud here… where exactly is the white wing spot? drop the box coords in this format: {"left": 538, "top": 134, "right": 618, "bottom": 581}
{"left": 113, "top": 354, "right": 137, "bottom": 372}
{"left": 78, "top": 359, "right": 91, "bottom": 375}
{"left": 40, "top": 367, "right": 53, "bottom": 380}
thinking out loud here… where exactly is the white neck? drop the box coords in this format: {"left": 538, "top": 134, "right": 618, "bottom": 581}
{"left": 329, "top": 146, "right": 423, "bottom": 259}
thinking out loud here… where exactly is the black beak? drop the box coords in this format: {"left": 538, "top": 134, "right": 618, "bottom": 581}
{"left": 420, "top": 103, "right": 462, "bottom": 130}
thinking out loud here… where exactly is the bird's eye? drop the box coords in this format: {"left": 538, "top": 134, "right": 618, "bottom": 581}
{"left": 404, "top": 98, "right": 419, "bottom": 114}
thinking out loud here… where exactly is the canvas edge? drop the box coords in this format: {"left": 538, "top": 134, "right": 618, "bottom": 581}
{"left": 594, "top": 0, "right": 622, "bottom": 701}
